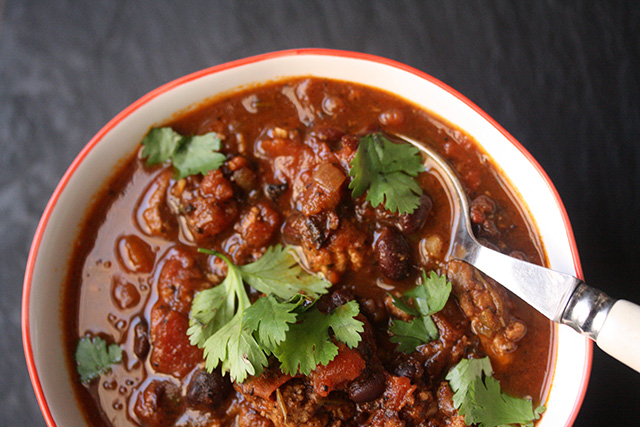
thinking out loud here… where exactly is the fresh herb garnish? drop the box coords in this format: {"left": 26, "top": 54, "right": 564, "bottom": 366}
{"left": 75, "top": 336, "right": 122, "bottom": 383}
{"left": 446, "top": 357, "right": 546, "bottom": 427}
{"left": 188, "top": 245, "right": 363, "bottom": 382}
{"left": 348, "top": 133, "right": 425, "bottom": 214}
{"left": 140, "top": 127, "right": 226, "bottom": 179}
{"left": 389, "top": 271, "right": 452, "bottom": 352}
{"left": 273, "top": 300, "right": 363, "bottom": 375}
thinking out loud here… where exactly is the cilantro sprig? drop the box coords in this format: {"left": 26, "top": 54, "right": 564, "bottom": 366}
{"left": 75, "top": 336, "right": 122, "bottom": 383}
{"left": 349, "top": 133, "right": 425, "bottom": 214}
{"left": 188, "top": 245, "right": 363, "bottom": 382}
{"left": 389, "top": 271, "right": 452, "bottom": 352}
{"left": 446, "top": 357, "right": 545, "bottom": 427}
{"left": 140, "top": 127, "right": 226, "bottom": 179}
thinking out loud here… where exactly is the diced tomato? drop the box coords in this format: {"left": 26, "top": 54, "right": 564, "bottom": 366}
{"left": 242, "top": 370, "right": 293, "bottom": 400}
{"left": 150, "top": 306, "right": 203, "bottom": 378}
{"left": 310, "top": 344, "right": 366, "bottom": 397}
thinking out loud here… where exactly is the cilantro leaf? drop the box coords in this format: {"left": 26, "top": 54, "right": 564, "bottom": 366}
{"left": 187, "top": 272, "right": 238, "bottom": 349}
{"left": 141, "top": 127, "right": 182, "bottom": 165}
{"left": 348, "top": 133, "right": 425, "bottom": 214}
{"left": 75, "top": 336, "right": 122, "bottom": 383}
{"left": 189, "top": 251, "right": 261, "bottom": 382}
{"left": 274, "top": 301, "right": 364, "bottom": 375}
{"left": 389, "top": 316, "right": 438, "bottom": 353}
{"left": 243, "top": 294, "right": 299, "bottom": 353}
{"left": 172, "top": 133, "right": 226, "bottom": 179}
{"left": 188, "top": 246, "right": 353, "bottom": 383}
{"left": 389, "top": 270, "right": 452, "bottom": 353}
{"left": 202, "top": 313, "right": 268, "bottom": 382}
{"left": 446, "top": 357, "right": 493, "bottom": 409}
{"left": 446, "top": 357, "right": 545, "bottom": 427}
{"left": 140, "top": 127, "right": 225, "bottom": 179}
{"left": 239, "top": 245, "right": 330, "bottom": 300}
{"left": 405, "top": 270, "right": 452, "bottom": 317}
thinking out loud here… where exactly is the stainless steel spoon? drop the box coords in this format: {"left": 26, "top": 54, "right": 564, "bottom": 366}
{"left": 396, "top": 133, "right": 640, "bottom": 373}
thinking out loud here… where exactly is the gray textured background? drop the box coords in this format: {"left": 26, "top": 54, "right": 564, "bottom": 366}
{"left": 2, "top": 1, "right": 639, "bottom": 425}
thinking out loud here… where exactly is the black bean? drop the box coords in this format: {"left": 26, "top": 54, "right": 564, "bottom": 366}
{"left": 266, "top": 182, "right": 288, "bottom": 200}
{"left": 186, "top": 369, "right": 232, "bottom": 408}
{"left": 133, "top": 318, "right": 150, "bottom": 360}
{"left": 359, "top": 297, "right": 389, "bottom": 325}
{"left": 316, "top": 288, "right": 354, "bottom": 313}
{"left": 397, "top": 194, "right": 432, "bottom": 234}
{"left": 375, "top": 226, "right": 411, "bottom": 280}
{"left": 348, "top": 370, "right": 386, "bottom": 403}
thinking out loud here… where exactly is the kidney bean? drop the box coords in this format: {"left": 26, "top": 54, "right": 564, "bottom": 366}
{"left": 348, "top": 370, "right": 386, "bottom": 403}
{"left": 133, "top": 317, "right": 150, "bottom": 360}
{"left": 134, "top": 380, "right": 182, "bottom": 426}
{"left": 186, "top": 369, "right": 232, "bottom": 408}
{"left": 375, "top": 226, "right": 410, "bottom": 280}
{"left": 397, "top": 194, "right": 433, "bottom": 234}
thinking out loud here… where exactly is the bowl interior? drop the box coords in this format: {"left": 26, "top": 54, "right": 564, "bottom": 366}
{"left": 23, "top": 49, "right": 590, "bottom": 427}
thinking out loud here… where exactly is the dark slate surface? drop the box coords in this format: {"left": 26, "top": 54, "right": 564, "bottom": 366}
{"left": 2, "top": 1, "right": 639, "bottom": 425}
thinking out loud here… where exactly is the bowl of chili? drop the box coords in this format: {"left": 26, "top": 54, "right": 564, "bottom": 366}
{"left": 23, "top": 49, "right": 590, "bottom": 427}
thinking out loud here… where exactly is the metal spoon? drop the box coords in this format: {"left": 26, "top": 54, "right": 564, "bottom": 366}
{"left": 395, "top": 133, "right": 640, "bottom": 373}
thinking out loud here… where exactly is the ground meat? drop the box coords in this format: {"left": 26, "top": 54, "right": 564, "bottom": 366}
{"left": 446, "top": 260, "right": 526, "bottom": 369}
{"left": 235, "top": 202, "right": 280, "bottom": 247}
{"left": 237, "top": 378, "right": 355, "bottom": 427}
{"left": 436, "top": 382, "right": 467, "bottom": 427}
{"left": 170, "top": 169, "right": 239, "bottom": 241}
{"left": 287, "top": 216, "right": 368, "bottom": 283}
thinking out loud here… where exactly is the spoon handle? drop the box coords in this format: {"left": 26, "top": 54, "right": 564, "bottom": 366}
{"left": 466, "top": 242, "right": 640, "bottom": 373}
{"left": 595, "top": 300, "right": 640, "bottom": 372}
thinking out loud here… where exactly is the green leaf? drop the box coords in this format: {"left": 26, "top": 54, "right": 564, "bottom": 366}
{"left": 389, "top": 271, "right": 452, "bottom": 353}
{"left": 274, "top": 301, "right": 364, "bottom": 375}
{"left": 75, "top": 336, "right": 122, "bottom": 383}
{"left": 202, "top": 313, "right": 268, "bottom": 383}
{"left": 172, "top": 133, "right": 226, "bottom": 179}
{"left": 239, "top": 245, "right": 330, "bottom": 300}
{"left": 141, "top": 127, "right": 182, "bottom": 166}
{"left": 446, "top": 357, "right": 545, "bottom": 427}
{"left": 187, "top": 283, "right": 235, "bottom": 348}
{"left": 407, "top": 270, "right": 452, "bottom": 316}
{"left": 329, "top": 301, "right": 365, "bottom": 348}
{"left": 139, "top": 127, "right": 225, "bottom": 179}
{"left": 446, "top": 357, "right": 493, "bottom": 409}
{"left": 243, "top": 294, "right": 298, "bottom": 353}
{"left": 389, "top": 316, "right": 438, "bottom": 353}
{"left": 348, "top": 133, "right": 424, "bottom": 214}
{"left": 188, "top": 247, "right": 353, "bottom": 383}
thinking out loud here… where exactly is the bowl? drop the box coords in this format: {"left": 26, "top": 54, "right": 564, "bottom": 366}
{"left": 22, "top": 49, "right": 590, "bottom": 426}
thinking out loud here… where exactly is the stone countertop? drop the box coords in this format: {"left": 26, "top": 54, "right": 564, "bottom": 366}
{"left": 2, "top": 1, "right": 639, "bottom": 425}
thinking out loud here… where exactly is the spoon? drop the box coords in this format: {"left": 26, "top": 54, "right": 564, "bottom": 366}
{"left": 395, "top": 133, "right": 640, "bottom": 373}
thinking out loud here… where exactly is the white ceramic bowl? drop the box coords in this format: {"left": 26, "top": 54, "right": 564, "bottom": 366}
{"left": 23, "top": 49, "right": 590, "bottom": 426}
